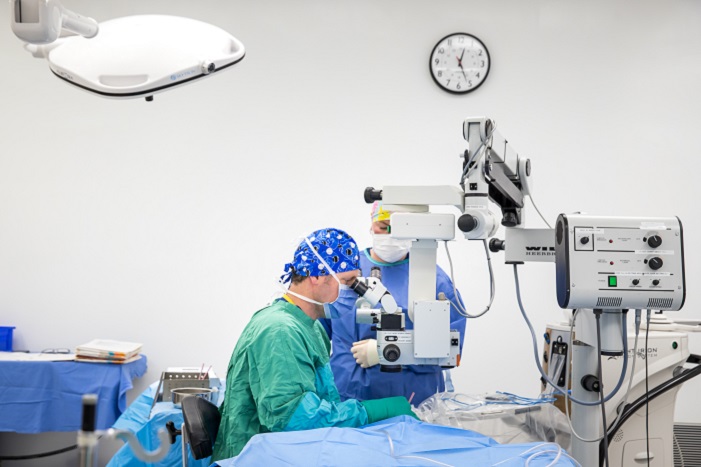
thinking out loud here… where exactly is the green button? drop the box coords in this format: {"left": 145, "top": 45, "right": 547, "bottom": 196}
{"left": 673, "top": 342, "right": 678, "bottom": 349}
{"left": 608, "top": 276, "right": 617, "bottom": 287}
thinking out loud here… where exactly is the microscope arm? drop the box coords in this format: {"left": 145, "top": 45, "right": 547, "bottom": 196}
{"left": 460, "top": 117, "right": 533, "bottom": 235}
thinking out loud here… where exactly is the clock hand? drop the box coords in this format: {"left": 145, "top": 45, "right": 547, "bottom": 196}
{"left": 456, "top": 56, "right": 467, "bottom": 80}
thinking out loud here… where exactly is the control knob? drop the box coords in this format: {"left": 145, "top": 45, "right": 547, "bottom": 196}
{"left": 648, "top": 257, "right": 663, "bottom": 270}
{"left": 647, "top": 235, "right": 662, "bottom": 248}
{"left": 383, "top": 344, "right": 401, "bottom": 363}
{"left": 458, "top": 214, "right": 478, "bottom": 233}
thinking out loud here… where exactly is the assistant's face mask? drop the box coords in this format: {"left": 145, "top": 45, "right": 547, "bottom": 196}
{"left": 372, "top": 233, "right": 412, "bottom": 264}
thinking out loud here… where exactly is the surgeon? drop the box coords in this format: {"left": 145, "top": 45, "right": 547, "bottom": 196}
{"left": 320, "top": 203, "right": 467, "bottom": 406}
{"left": 212, "top": 227, "right": 418, "bottom": 461}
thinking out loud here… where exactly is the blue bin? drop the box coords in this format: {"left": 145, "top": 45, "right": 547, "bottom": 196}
{"left": 0, "top": 326, "right": 15, "bottom": 351}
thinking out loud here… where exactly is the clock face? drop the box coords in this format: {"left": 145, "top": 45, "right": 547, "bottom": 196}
{"left": 429, "top": 33, "right": 490, "bottom": 94}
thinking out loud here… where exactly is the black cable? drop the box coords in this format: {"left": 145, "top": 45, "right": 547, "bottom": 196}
{"left": 645, "top": 309, "right": 651, "bottom": 467}
{"left": 595, "top": 309, "right": 610, "bottom": 467}
{"left": 600, "top": 353, "right": 701, "bottom": 465}
{"left": 0, "top": 443, "right": 77, "bottom": 461}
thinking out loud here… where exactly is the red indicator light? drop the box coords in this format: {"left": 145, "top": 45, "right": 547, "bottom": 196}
{"left": 609, "top": 239, "right": 613, "bottom": 243}
{"left": 610, "top": 261, "right": 614, "bottom": 265}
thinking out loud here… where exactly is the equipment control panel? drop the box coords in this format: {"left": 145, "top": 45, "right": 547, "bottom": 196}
{"left": 555, "top": 214, "right": 685, "bottom": 310}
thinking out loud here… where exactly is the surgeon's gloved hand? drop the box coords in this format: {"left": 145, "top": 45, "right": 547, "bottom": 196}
{"left": 351, "top": 339, "right": 379, "bottom": 368}
{"left": 361, "top": 396, "right": 420, "bottom": 424}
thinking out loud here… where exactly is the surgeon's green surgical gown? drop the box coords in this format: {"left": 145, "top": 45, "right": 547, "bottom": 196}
{"left": 212, "top": 299, "right": 368, "bottom": 460}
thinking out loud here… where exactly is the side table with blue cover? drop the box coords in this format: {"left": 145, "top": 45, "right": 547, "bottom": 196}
{"left": 0, "top": 355, "right": 148, "bottom": 433}
{"left": 107, "top": 380, "right": 223, "bottom": 467}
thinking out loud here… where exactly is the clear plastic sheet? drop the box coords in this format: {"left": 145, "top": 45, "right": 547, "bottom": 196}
{"left": 415, "top": 392, "right": 572, "bottom": 451}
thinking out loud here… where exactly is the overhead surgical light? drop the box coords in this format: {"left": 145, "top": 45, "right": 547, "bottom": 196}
{"left": 10, "top": 0, "right": 246, "bottom": 101}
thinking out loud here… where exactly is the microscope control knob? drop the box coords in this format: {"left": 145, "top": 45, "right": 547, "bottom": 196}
{"left": 648, "top": 257, "right": 663, "bottom": 270}
{"left": 581, "top": 375, "right": 601, "bottom": 393}
{"left": 652, "top": 279, "right": 660, "bottom": 286}
{"left": 458, "top": 214, "right": 478, "bottom": 232}
{"left": 647, "top": 235, "right": 662, "bottom": 248}
{"left": 364, "top": 187, "right": 383, "bottom": 204}
{"left": 489, "top": 238, "right": 505, "bottom": 253}
{"left": 580, "top": 237, "right": 590, "bottom": 245}
{"left": 383, "top": 344, "right": 401, "bottom": 363}
{"left": 632, "top": 279, "right": 640, "bottom": 286}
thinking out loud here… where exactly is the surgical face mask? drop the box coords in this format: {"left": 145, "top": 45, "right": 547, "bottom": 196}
{"left": 372, "top": 233, "right": 412, "bottom": 264}
{"left": 323, "top": 284, "right": 359, "bottom": 319}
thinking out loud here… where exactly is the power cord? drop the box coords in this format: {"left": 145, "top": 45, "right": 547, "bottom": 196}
{"left": 594, "top": 309, "right": 610, "bottom": 467}
{"left": 563, "top": 309, "right": 639, "bottom": 444}
{"left": 444, "top": 239, "right": 495, "bottom": 318}
{"left": 563, "top": 310, "right": 602, "bottom": 443}
{"left": 0, "top": 444, "right": 78, "bottom": 461}
{"left": 514, "top": 264, "right": 628, "bottom": 406}
{"left": 527, "top": 194, "right": 552, "bottom": 229}
{"left": 645, "top": 309, "right": 651, "bottom": 467}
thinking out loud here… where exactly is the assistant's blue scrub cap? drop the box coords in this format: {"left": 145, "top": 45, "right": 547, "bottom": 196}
{"left": 281, "top": 228, "right": 360, "bottom": 283}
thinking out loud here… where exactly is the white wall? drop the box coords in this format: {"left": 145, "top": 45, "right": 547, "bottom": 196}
{"left": 1, "top": 0, "right": 700, "bottom": 464}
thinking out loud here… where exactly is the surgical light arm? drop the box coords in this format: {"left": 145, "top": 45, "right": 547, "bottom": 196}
{"left": 11, "top": 0, "right": 98, "bottom": 44}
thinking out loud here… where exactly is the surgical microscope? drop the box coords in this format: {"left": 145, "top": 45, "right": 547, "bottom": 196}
{"left": 361, "top": 116, "right": 700, "bottom": 467}
{"left": 357, "top": 117, "right": 534, "bottom": 373}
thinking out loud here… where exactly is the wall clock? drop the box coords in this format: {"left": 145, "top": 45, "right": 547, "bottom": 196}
{"left": 429, "top": 33, "right": 490, "bottom": 94}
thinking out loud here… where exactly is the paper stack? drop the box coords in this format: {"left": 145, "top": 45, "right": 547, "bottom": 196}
{"left": 75, "top": 339, "right": 142, "bottom": 364}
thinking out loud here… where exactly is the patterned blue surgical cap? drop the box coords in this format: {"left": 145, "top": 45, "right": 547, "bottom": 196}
{"left": 280, "top": 228, "right": 360, "bottom": 283}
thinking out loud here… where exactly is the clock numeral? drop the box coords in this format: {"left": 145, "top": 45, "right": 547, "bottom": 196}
{"left": 481, "top": 60, "right": 485, "bottom": 67}
{"left": 438, "top": 47, "right": 445, "bottom": 54}
{"left": 476, "top": 72, "right": 480, "bottom": 78}
{"left": 456, "top": 83, "right": 461, "bottom": 90}
{"left": 458, "top": 36, "right": 465, "bottom": 43}
{"left": 437, "top": 71, "right": 442, "bottom": 78}
{"left": 434, "top": 58, "right": 440, "bottom": 66}
{"left": 478, "top": 50, "right": 483, "bottom": 56}
{"left": 446, "top": 79, "right": 451, "bottom": 87}
{"left": 468, "top": 81, "right": 473, "bottom": 87}
{"left": 447, "top": 39, "right": 452, "bottom": 46}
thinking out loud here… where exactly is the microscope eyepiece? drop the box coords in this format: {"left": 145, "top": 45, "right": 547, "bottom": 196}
{"left": 349, "top": 278, "right": 368, "bottom": 296}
